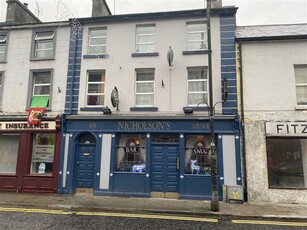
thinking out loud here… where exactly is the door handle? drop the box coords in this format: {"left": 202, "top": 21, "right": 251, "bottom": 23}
{"left": 76, "top": 161, "right": 80, "bottom": 165}
{"left": 176, "top": 157, "right": 179, "bottom": 169}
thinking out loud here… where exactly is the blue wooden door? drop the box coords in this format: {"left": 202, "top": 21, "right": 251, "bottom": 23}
{"left": 76, "top": 144, "right": 96, "bottom": 188}
{"left": 152, "top": 145, "right": 179, "bottom": 193}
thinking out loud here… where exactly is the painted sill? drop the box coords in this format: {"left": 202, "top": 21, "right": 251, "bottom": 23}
{"left": 131, "top": 52, "right": 159, "bottom": 57}
{"left": 80, "top": 107, "right": 103, "bottom": 112}
{"left": 183, "top": 106, "right": 209, "bottom": 111}
{"left": 30, "top": 58, "right": 55, "bottom": 61}
{"left": 83, "top": 54, "right": 108, "bottom": 59}
{"left": 296, "top": 105, "right": 307, "bottom": 110}
{"left": 130, "top": 107, "right": 158, "bottom": 112}
{"left": 182, "top": 50, "right": 209, "bottom": 55}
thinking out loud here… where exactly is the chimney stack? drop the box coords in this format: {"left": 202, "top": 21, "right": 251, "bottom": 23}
{"left": 5, "top": 0, "right": 41, "bottom": 24}
{"left": 92, "top": 0, "right": 112, "bottom": 17}
{"left": 23, "top": 2, "right": 28, "bottom": 8}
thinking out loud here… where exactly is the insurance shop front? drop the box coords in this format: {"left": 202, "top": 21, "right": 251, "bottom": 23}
{"left": 0, "top": 118, "right": 62, "bottom": 193}
{"left": 58, "top": 115, "right": 241, "bottom": 200}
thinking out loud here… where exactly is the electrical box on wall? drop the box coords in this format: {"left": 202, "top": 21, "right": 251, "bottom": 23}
{"left": 223, "top": 185, "right": 244, "bottom": 203}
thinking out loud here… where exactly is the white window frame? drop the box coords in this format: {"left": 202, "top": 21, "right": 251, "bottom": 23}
{"left": 88, "top": 28, "right": 107, "bottom": 55}
{"left": 29, "top": 70, "right": 53, "bottom": 109}
{"left": 0, "top": 34, "right": 7, "bottom": 62}
{"left": 136, "top": 25, "right": 155, "bottom": 53}
{"left": 33, "top": 31, "right": 55, "bottom": 59}
{"left": 135, "top": 69, "right": 155, "bottom": 106}
{"left": 187, "top": 67, "right": 208, "bottom": 106}
{"left": 186, "top": 22, "right": 207, "bottom": 51}
{"left": 86, "top": 71, "right": 105, "bottom": 107}
{"left": 295, "top": 65, "right": 307, "bottom": 107}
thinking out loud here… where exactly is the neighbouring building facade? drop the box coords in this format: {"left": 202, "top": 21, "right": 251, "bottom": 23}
{"left": 236, "top": 24, "right": 307, "bottom": 204}
{"left": 58, "top": 1, "right": 242, "bottom": 200}
{"left": 0, "top": 0, "right": 70, "bottom": 193}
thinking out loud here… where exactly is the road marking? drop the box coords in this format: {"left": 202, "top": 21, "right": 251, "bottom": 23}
{"left": 232, "top": 219, "right": 307, "bottom": 227}
{"left": 0, "top": 206, "right": 217, "bottom": 223}
{"left": 77, "top": 211, "right": 218, "bottom": 222}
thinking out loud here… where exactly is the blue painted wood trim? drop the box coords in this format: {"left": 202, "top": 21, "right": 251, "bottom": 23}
{"left": 220, "top": 16, "right": 237, "bottom": 115}
{"left": 130, "top": 107, "right": 158, "bottom": 111}
{"left": 131, "top": 52, "right": 159, "bottom": 57}
{"left": 94, "top": 134, "right": 103, "bottom": 191}
{"left": 235, "top": 135, "right": 242, "bottom": 185}
{"left": 64, "top": 27, "right": 83, "bottom": 115}
{"left": 109, "top": 133, "right": 116, "bottom": 192}
{"left": 179, "top": 133, "right": 185, "bottom": 195}
{"left": 145, "top": 133, "right": 151, "bottom": 193}
{"left": 182, "top": 50, "right": 209, "bottom": 55}
{"left": 217, "top": 134, "right": 224, "bottom": 200}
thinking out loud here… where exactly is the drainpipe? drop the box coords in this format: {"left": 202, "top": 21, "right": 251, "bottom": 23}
{"left": 237, "top": 40, "right": 248, "bottom": 202}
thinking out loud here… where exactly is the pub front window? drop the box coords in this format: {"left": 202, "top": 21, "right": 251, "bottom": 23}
{"left": 185, "top": 134, "right": 211, "bottom": 175}
{"left": 116, "top": 134, "right": 146, "bottom": 173}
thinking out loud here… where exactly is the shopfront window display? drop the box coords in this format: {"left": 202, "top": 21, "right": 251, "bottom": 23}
{"left": 185, "top": 134, "right": 211, "bottom": 175}
{"left": 267, "top": 138, "right": 307, "bottom": 189}
{"left": 116, "top": 134, "right": 146, "bottom": 173}
{"left": 31, "top": 133, "right": 55, "bottom": 175}
{"left": 0, "top": 133, "right": 19, "bottom": 174}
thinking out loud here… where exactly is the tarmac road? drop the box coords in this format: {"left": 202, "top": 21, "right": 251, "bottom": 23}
{"left": 0, "top": 207, "right": 307, "bottom": 230}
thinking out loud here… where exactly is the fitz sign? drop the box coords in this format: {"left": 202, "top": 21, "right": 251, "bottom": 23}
{"left": 266, "top": 122, "right": 307, "bottom": 136}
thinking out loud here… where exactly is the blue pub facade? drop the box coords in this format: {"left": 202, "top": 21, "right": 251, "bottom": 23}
{"left": 58, "top": 6, "right": 242, "bottom": 200}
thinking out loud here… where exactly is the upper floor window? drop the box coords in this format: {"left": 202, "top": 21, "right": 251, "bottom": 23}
{"left": 187, "top": 22, "right": 207, "bottom": 51}
{"left": 136, "top": 25, "right": 155, "bottom": 53}
{"left": 29, "top": 71, "right": 52, "bottom": 109}
{"left": 0, "top": 34, "right": 7, "bottom": 62}
{"left": 33, "top": 31, "right": 55, "bottom": 59}
{"left": 187, "top": 67, "right": 208, "bottom": 106}
{"left": 86, "top": 71, "right": 105, "bottom": 106}
{"left": 135, "top": 69, "right": 155, "bottom": 106}
{"left": 294, "top": 66, "right": 307, "bottom": 105}
{"left": 88, "top": 28, "right": 107, "bottom": 55}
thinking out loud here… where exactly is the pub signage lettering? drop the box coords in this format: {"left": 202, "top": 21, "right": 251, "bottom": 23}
{"left": 0, "top": 122, "right": 55, "bottom": 130}
{"left": 125, "top": 147, "right": 139, "bottom": 153}
{"left": 266, "top": 122, "right": 307, "bottom": 136}
{"left": 118, "top": 121, "right": 171, "bottom": 131}
{"left": 192, "top": 148, "right": 209, "bottom": 155}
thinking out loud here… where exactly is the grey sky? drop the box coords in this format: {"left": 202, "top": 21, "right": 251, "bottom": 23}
{"left": 0, "top": 0, "right": 306, "bottom": 26}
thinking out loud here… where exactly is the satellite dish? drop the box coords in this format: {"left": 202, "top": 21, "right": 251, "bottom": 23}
{"left": 111, "top": 86, "right": 119, "bottom": 110}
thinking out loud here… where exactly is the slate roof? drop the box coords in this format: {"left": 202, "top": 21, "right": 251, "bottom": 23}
{"left": 236, "top": 24, "right": 307, "bottom": 41}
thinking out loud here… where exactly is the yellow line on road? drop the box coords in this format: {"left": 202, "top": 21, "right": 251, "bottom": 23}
{"left": 76, "top": 211, "right": 218, "bottom": 223}
{"left": 0, "top": 206, "right": 217, "bottom": 223}
{"left": 232, "top": 219, "right": 307, "bottom": 227}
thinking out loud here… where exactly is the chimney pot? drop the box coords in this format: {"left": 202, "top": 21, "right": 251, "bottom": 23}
{"left": 23, "top": 3, "right": 28, "bottom": 8}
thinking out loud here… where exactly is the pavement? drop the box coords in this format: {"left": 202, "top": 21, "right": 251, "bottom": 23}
{"left": 0, "top": 192, "right": 307, "bottom": 221}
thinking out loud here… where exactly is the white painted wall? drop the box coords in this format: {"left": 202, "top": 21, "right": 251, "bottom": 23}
{"left": 0, "top": 24, "right": 70, "bottom": 116}
{"left": 241, "top": 39, "right": 307, "bottom": 204}
{"left": 78, "top": 16, "right": 222, "bottom": 115}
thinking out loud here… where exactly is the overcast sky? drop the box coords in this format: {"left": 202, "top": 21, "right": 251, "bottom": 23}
{"left": 0, "top": 0, "right": 306, "bottom": 26}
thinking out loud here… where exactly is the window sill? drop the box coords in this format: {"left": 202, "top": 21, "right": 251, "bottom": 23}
{"left": 0, "top": 60, "right": 7, "bottom": 63}
{"left": 182, "top": 50, "right": 209, "bottom": 55}
{"left": 296, "top": 105, "right": 307, "bottom": 110}
{"left": 83, "top": 54, "right": 108, "bottom": 59}
{"left": 130, "top": 107, "right": 158, "bottom": 111}
{"left": 80, "top": 107, "right": 103, "bottom": 112}
{"left": 131, "top": 52, "right": 159, "bottom": 57}
{"left": 183, "top": 106, "right": 209, "bottom": 111}
{"left": 30, "top": 58, "right": 55, "bottom": 61}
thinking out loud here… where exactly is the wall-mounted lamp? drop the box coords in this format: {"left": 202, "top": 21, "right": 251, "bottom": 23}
{"left": 58, "top": 87, "right": 61, "bottom": 93}
{"left": 102, "top": 106, "right": 112, "bottom": 115}
{"left": 183, "top": 107, "right": 193, "bottom": 114}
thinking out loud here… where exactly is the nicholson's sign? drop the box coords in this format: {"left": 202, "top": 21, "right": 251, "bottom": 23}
{"left": 266, "top": 122, "right": 307, "bottom": 136}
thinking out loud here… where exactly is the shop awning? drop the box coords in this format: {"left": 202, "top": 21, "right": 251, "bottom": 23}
{"left": 30, "top": 96, "right": 49, "bottom": 108}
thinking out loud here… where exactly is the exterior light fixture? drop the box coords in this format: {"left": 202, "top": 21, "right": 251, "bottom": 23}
{"left": 183, "top": 107, "right": 193, "bottom": 114}
{"left": 102, "top": 106, "right": 112, "bottom": 115}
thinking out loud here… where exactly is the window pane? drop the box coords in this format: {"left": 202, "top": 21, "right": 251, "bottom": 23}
{"left": 37, "top": 41, "right": 53, "bottom": 49}
{"left": 188, "top": 69, "right": 207, "bottom": 80}
{"left": 87, "top": 95, "right": 105, "bottom": 105}
{"left": 137, "top": 26, "right": 155, "bottom": 35}
{"left": 136, "top": 94, "right": 154, "bottom": 105}
{"left": 88, "top": 72, "right": 105, "bottom": 82}
{"left": 116, "top": 134, "right": 146, "bottom": 173}
{"left": 34, "top": 73, "right": 50, "bottom": 84}
{"left": 0, "top": 35, "right": 7, "bottom": 43}
{"left": 88, "top": 83, "right": 105, "bottom": 93}
{"left": 188, "top": 93, "right": 207, "bottom": 105}
{"left": 187, "top": 23, "right": 206, "bottom": 32}
{"left": 35, "top": 32, "right": 54, "bottom": 40}
{"left": 137, "top": 35, "right": 155, "bottom": 44}
{"left": 185, "top": 134, "right": 211, "bottom": 175}
{"left": 296, "top": 86, "right": 307, "bottom": 105}
{"left": 137, "top": 44, "right": 155, "bottom": 53}
{"left": 0, "top": 53, "right": 4, "bottom": 61}
{"left": 0, "top": 134, "right": 19, "bottom": 174}
{"left": 188, "top": 81, "right": 207, "bottom": 92}
{"left": 136, "top": 82, "right": 154, "bottom": 93}
{"left": 89, "top": 46, "right": 106, "bottom": 54}
{"left": 34, "top": 85, "right": 50, "bottom": 95}
{"left": 90, "top": 29, "right": 106, "bottom": 37}
{"left": 295, "top": 67, "right": 307, "bottom": 84}
{"left": 136, "top": 72, "right": 154, "bottom": 81}
{"left": 31, "top": 133, "right": 55, "bottom": 175}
